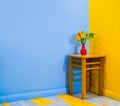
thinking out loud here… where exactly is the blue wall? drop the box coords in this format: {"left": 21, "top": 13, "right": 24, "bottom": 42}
{"left": 0, "top": 0, "right": 88, "bottom": 102}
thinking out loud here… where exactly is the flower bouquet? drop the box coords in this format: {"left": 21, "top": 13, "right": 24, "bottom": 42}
{"left": 76, "top": 31, "right": 95, "bottom": 55}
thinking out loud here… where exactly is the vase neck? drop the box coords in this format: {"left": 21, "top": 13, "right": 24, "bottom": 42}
{"left": 82, "top": 43, "right": 85, "bottom": 49}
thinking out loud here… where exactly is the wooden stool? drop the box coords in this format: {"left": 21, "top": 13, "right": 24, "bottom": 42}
{"left": 68, "top": 54, "right": 105, "bottom": 99}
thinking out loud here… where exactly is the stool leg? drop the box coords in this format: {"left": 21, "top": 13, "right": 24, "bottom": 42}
{"left": 99, "top": 58, "right": 104, "bottom": 96}
{"left": 70, "top": 57, "right": 74, "bottom": 95}
{"left": 81, "top": 58, "right": 86, "bottom": 99}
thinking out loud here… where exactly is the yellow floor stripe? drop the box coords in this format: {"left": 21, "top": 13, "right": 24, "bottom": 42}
{"left": 58, "top": 94, "right": 95, "bottom": 106}
{"left": 2, "top": 103, "right": 9, "bottom": 106}
{"left": 31, "top": 98, "right": 53, "bottom": 105}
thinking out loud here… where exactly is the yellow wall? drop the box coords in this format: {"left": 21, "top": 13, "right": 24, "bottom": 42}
{"left": 89, "top": 0, "right": 120, "bottom": 100}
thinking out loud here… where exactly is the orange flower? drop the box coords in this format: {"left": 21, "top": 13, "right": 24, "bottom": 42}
{"left": 77, "top": 32, "right": 81, "bottom": 35}
{"left": 80, "top": 31, "right": 85, "bottom": 38}
{"left": 76, "top": 34, "right": 81, "bottom": 41}
{"left": 75, "top": 31, "right": 95, "bottom": 43}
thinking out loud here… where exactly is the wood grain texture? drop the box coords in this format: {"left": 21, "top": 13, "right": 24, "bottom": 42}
{"left": 68, "top": 54, "right": 105, "bottom": 58}
{"left": 69, "top": 57, "right": 73, "bottom": 95}
{"left": 99, "top": 57, "right": 104, "bottom": 95}
{"left": 81, "top": 58, "right": 87, "bottom": 99}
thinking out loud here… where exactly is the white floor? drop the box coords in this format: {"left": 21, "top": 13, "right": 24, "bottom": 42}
{"left": 74, "top": 93, "right": 120, "bottom": 106}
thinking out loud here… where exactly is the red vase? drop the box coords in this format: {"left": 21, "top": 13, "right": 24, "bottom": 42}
{"left": 80, "top": 43, "right": 87, "bottom": 55}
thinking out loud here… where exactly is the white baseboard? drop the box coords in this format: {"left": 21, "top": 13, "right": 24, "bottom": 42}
{"left": 0, "top": 87, "right": 66, "bottom": 103}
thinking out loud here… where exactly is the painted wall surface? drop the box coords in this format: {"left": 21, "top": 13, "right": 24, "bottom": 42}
{"left": 89, "top": 0, "right": 120, "bottom": 100}
{"left": 0, "top": 0, "right": 88, "bottom": 102}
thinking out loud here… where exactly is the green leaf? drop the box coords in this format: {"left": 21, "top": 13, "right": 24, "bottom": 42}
{"left": 89, "top": 32, "right": 96, "bottom": 38}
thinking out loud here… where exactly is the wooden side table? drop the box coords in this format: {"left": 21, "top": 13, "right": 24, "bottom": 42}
{"left": 68, "top": 54, "right": 105, "bottom": 99}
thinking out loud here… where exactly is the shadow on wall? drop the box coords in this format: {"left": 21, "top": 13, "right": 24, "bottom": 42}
{"left": 63, "top": 56, "right": 82, "bottom": 94}
{"left": 69, "top": 34, "right": 81, "bottom": 54}
{"left": 89, "top": 34, "right": 103, "bottom": 55}
{"left": 63, "top": 34, "right": 81, "bottom": 94}
{"left": 63, "top": 55, "right": 70, "bottom": 94}
{"left": 64, "top": 34, "right": 80, "bottom": 93}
